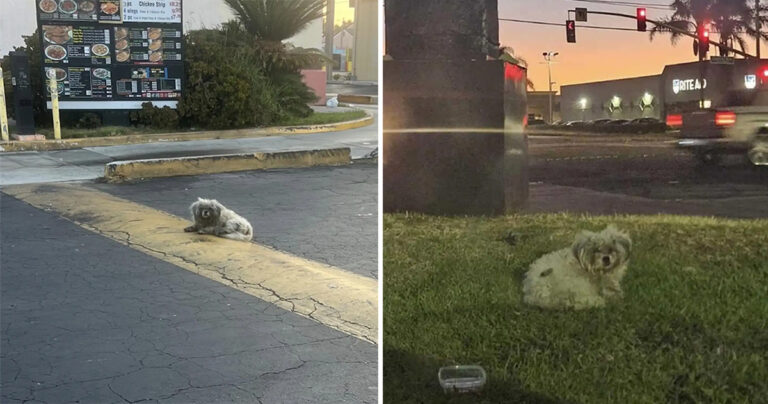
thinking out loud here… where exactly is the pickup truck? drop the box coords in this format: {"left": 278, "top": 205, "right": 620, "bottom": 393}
{"left": 668, "top": 90, "right": 768, "bottom": 166}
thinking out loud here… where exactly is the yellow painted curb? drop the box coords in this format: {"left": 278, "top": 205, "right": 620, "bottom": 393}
{"left": 104, "top": 148, "right": 351, "bottom": 182}
{"left": 2, "top": 183, "right": 378, "bottom": 343}
{"left": 338, "top": 94, "right": 378, "bottom": 105}
{"left": 0, "top": 113, "right": 373, "bottom": 152}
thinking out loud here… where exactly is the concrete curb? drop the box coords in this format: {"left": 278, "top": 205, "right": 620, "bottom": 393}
{"left": 0, "top": 113, "right": 373, "bottom": 152}
{"left": 337, "top": 94, "right": 378, "bottom": 105}
{"left": 105, "top": 148, "right": 351, "bottom": 182}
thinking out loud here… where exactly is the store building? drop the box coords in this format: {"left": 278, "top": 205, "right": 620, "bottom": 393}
{"left": 560, "top": 58, "right": 768, "bottom": 122}
{"left": 527, "top": 91, "right": 560, "bottom": 121}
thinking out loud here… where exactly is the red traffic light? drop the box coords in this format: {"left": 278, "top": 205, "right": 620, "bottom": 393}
{"left": 637, "top": 8, "right": 647, "bottom": 31}
{"left": 566, "top": 20, "right": 576, "bottom": 43}
{"left": 761, "top": 67, "right": 768, "bottom": 77}
{"left": 697, "top": 22, "right": 710, "bottom": 57}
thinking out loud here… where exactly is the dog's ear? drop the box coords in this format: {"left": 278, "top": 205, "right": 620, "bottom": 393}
{"left": 604, "top": 225, "right": 631, "bottom": 258}
{"left": 190, "top": 201, "right": 200, "bottom": 217}
{"left": 572, "top": 231, "right": 594, "bottom": 272}
{"left": 614, "top": 233, "right": 632, "bottom": 259}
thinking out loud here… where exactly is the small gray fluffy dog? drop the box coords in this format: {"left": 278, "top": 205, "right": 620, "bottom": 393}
{"left": 184, "top": 198, "right": 253, "bottom": 241}
{"left": 522, "top": 225, "right": 631, "bottom": 310}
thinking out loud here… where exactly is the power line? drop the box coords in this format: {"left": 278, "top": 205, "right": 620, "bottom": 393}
{"left": 499, "top": 17, "right": 642, "bottom": 32}
{"left": 568, "top": 0, "right": 671, "bottom": 11}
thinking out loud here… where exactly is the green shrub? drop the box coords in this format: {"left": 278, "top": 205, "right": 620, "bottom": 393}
{"left": 75, "top": 112, "right": 102, "bottom": 129}
{"left": 178, "top": 24, "right": 316, "bottom": 129}
{"left": 129, "top": 102, "right": 179, "bottom": 130}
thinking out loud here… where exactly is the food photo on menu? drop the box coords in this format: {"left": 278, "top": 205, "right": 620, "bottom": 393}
{"left": 42, "top": 25, "right": 72, "bottom": 63}
{"left": 43, "top": 25, "right": 113, "bottom": 65}
{"left": 44, "top": 67, "right": 67, "bottom": 95}
{"left": 114, "top": 27, "right": 131, "bottom": 62}
{"left": 98, "top": 0, "right": 121, "bottom": 21}
{"left": 38, "top": 0, "right": 99, "bottom": 21}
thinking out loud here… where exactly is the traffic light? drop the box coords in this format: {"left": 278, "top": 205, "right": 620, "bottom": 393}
{"left": 637, "top": 8, "right": 646, "bottom": 32}
{"left": 697, "top": 22, "right": 710, "bottom": 57}
{"left": 566, "top": 20, "right": 576, "bottom": 43}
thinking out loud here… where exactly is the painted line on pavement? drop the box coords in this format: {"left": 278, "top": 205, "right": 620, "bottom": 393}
{"left": 2, "top": 183, "right": 377, "bottom": 344}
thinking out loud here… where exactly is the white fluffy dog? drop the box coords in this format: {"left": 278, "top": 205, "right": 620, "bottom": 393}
{"left": 184, "top": 198, "right": 253, "bottom": 241}
{"left": 522, "top": 225, "right": 631, "bottom": 310}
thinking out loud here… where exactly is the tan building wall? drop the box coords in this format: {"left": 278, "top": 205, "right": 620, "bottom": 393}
{"left": 353, "top": 0, "right": 378, "bottom": 81}
{"left": 527, "top": 91, "right": 560, "bottom": 122}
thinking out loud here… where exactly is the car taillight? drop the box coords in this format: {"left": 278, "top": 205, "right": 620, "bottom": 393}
{"left": 666, "top": 114, "right": 683, "bottom": 127}
{"left": 715, "top": 111, "right": 736, "bottom": 126}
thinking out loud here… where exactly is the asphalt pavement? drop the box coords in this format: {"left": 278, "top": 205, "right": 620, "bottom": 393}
{"left": 0, "top": 110, "right": 379, "bottom": 403}
{"left": 91, "top": 164, "right": 378, "bottom": 279}
{"left": 527, "top": 133, "right": 768, "bottom": 218}
{"left": 0, "top": 195, "right": 376, "bottom": 404}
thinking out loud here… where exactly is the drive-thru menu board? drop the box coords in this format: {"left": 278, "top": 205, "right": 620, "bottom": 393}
{"left": 37, "top": 0, "right": 183, "bottom": 109}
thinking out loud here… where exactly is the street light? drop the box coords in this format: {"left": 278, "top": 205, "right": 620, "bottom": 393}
{"left": 542, "top": 51, "right": 559, "bottom": 124}
{"left": 579, "top": 98, "right": 587, "bottom": 121}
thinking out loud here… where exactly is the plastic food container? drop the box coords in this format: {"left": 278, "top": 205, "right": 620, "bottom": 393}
{"left": 438, "top": 365, "right": 487, "bottom": 394}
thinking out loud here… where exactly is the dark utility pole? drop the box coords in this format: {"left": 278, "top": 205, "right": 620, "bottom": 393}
{"left": 757, "top": 0, "right": 761, "bottom": 59}
{"left": 325, "top": 0, "right": 335, "bottom": 80}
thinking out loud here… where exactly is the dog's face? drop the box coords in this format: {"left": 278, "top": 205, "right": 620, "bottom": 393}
{"left": 191, "top": 198, "right": 222, "bottom": 225}
{"left": 572, "top": 225, "right": 631, "bottom": 274}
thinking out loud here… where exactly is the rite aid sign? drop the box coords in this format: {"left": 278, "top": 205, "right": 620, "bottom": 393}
{"left": 672, "top": 78, "right": 708, "bottom": 94}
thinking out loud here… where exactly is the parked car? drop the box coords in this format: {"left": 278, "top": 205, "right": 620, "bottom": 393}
{"left": 627, "top": 117, "right": 665, "bottom": 133}
{"left": 591, "top": 119, "right": 612, "bottom": 126}
{"left": 607, "top": 119, "right": 630, "bottom": 126}
{"left": 565, "top": 120, "right": 587, "bottom": 128}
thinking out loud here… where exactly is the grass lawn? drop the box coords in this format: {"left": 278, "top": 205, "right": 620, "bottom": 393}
{"left": 27, "top": 109, "right": 368, "bottom": 139}
{"left": 37, "top": 125, "right": 168, "bottom": 139}
{"left": 276, "top": 109, "right": 367, "bottom": 126}
{"left": 384, "top": 213, "right": 768, "bottom": 403}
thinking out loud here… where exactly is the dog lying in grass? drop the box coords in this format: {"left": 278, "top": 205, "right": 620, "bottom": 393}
{"left": 522, "top": 225, "right": 631, "bottom": 309}
{"left": 184, "top": 198, "right": 253, "bottom": 241}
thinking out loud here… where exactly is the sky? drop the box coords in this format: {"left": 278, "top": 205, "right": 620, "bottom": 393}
{"left": 501, "top": 0, "right": 764, "bottom": 92}
{"left": 2, "top": 0, "right": 762, "bottom": 92}
{"left": 0, "top": 0, "right": 354, "bottom": 56}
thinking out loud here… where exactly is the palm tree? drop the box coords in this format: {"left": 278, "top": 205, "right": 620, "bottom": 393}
{"left": 650, "top": 0, "right": 768, "bottom": 57}
{"left": 222, "top": 0, "right": 328, "bottom": 70}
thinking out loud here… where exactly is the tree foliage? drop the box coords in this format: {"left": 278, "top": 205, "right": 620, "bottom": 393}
{"left": 222, "top": 0, "right": 330, "bottom": 72}
{"left": 177, "top": 26, "right": 315, "bottom": 129}
{"left": 2, "top": 29, "right": 51, "bottom": 125}
{"left": 222, "top": 0, "right": 325, "bottom": 42}
{"left": 650, "top": 0, "right": 768, "bottom": 56}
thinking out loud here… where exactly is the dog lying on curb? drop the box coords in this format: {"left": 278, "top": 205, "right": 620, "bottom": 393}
{"left": 522, "top": 225, "right": 631, "bottom": 310}
{"left": 184, "top": 198, "right": 253, "bottom": 241}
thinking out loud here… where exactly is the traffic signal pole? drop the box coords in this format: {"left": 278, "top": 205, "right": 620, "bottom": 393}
{"left": 572, "top": 9, "right": 756, "bottom": 59}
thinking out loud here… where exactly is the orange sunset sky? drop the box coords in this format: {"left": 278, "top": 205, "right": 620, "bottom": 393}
{"left": 500, "top": 0, "right": 764, "bottom": 93}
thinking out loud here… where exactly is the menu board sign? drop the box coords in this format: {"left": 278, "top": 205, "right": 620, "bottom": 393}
{"left": 36, "top": 0, "right": 183, "bottom": 109}
{"left": 122, "top": 0, "right": 182, "bottom": 23}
